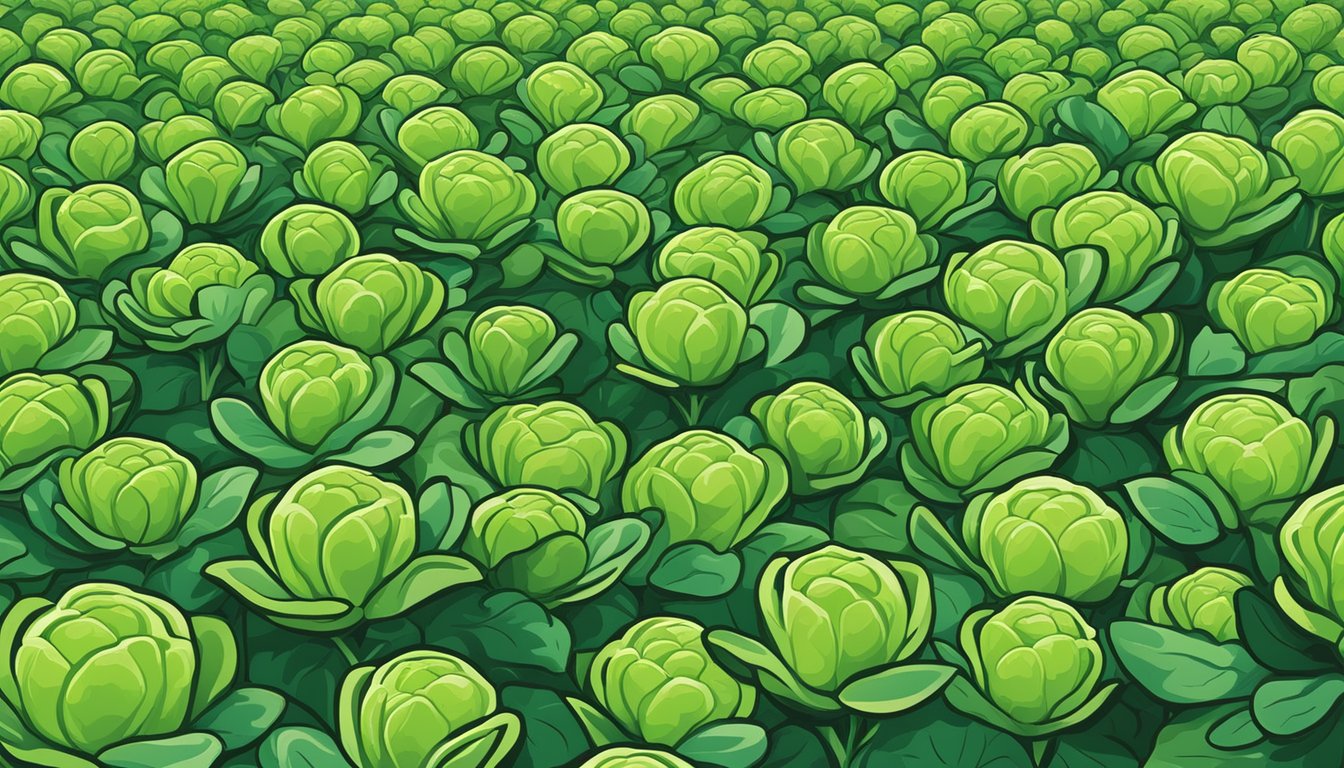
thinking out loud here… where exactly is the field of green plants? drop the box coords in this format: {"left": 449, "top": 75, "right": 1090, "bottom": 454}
{"left": 3, "top": 0, "right": 1344, "bottom": 765}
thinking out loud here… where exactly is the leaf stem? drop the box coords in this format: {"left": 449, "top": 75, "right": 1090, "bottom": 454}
{"left": 196, "top": 347, "right": 226, "bottom": 402}
{"left": 672, "top": 392, "right": 707, "bottom": 426}
{"left": 331, "top": 635, "right": 360, "bottom": 667}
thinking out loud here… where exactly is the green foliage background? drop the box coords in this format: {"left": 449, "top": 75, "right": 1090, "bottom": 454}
{"left": 1, "top": 0, "right": 1344, "bottom": 766}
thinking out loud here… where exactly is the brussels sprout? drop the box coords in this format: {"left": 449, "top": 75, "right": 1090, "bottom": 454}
{"left": 502, "top": 13, "right": 559, "bottom": 54}
{"left": 623, "top": 278, "right": 750, "bottom": 387}
{"left": 640, "top": 26, "right": 720, "bottom": 82}
{"left": 986, "top": 37, "right": 1055, "bottom": 80}
{"left": 1070, "top": 46, "right": 1113, "bottom": 82}
{"left": 396, "top": 105, "right": 479, "bottom": 166}
{"left": 806, "top": 206, "right": 933, "bottom": 296}
{"left": 910, "top": 381, "right": 1061, "bottom": 492}
{"left": 261, "top": 465, "right": 414, "bottom": 605}
{"left": 965, "top": 476, "right": 1127, "bottom": 601}
{"left": 1039, "top": 191, "right": 1169, "bottom": 301}
{"left": 145, "top": 39, "right": 204, "bottom": 79}
{"left": 535, "top": 124, "right": 631, "bottom": 196}
{"left": 227, "top": 33, "right": 282, "bottom": 82}
{"left": 1043, "top": 308, "right": 1178, "bottom": 426}
{"left": 0, "top": 372, "right": 109, "bottom": 477}
{"left": 1001, "top": 72, "right": 1080, "bottom": 128}
{"left": 475, "top": 401, "right": 626, "bottom": 496}
{"left": 524, "top": 61, "right": 604, "bottom": 130}
{"left": 214, "top": 81, "right": 276, "bottom": 133}
{"left": 673, "top": 154, "right": 773, "bottom": 229}
{"left": 623, "top": 429, "right": 788, "bottom": 550}
{"left": 822, "top": 62, "right": 897, "bottom": 126}
{"left": 67, "top": 120, "right": 135, "bottom": 181}
{"left": 590, "top": 617, "right": 754, "bottom": 745}
{"left": 922, "top": 75, "right": 987, "bottom": 138}
{"left": 259, "top": 204, "right": 360, "bottom": 277}
{"left": 998, "top": 143, "right": 1101, "bottom": 220}
{"left": 579, "top": 748, "right": 694, "bottom": 768}
{"left": 163, "top": 139, "right": 249, "bottom": 225}
{"left": 1164, "top": 394, "right": 1329, "bottom": 519}
{"left": 699, "top": 77, "right": 754, "bottom": 117}
{"left": 449, "top": 9, "right": 498, "bottom": 42}
{"left": 732, "top": 88, "right": 808, "bottom": 131}
{"left": 567, "top": 31, "right": 635, "bottom": 73}
{"left": 1272, "top": 110, "right": 1344, "bottom": 197}
{"left": 752, "top": 381, "right": 885, "bottom": 494}
{"left": 139, "top": 115, "right": 220, "bottom": 165}
{"left": 878, "top": 151, "right": 969, "bottom": 228}
{"left": 450, "top": 45, "right": 524, "bottom": 97}
{"left": 339, "top": 650, "right": 519, "bottom": 768}
{"left": 1278, "top": 485, "right": 1344, "bottom": 648}
{"left": 1182, "top": 59, "right": 1252, "bottom": 107}
{"left": 743, "top": 39, "right": 811, "bottom": 86}
{"left": 776, "top": 119, "right": 874, "bottom": 193}
{"left": 466, "top": 305, "right": 561, "bottom": 397}
{"left": 462, "top": 487, "right": 588, "bottom": 597}
{"left": 557, "top": 189, "right": 652, "bottom": 268}
{"left": 301, "top": 141, "right": 380, "bottom": 215}
{"left": 1212, "top": 268, "right": 1333, "bottom": 353}
{"left": 75, "top": 49, "right": 142, "bottom": 100}
{"left": 1236, "top": 34, "right": 1301, "bottom": 89}
{"left": 922, "top": 12, "right": 991, "bottom": 63}
{"left": 178, "top": 56, "right": 243, "bottom": 108}
{"left": 760, "top": 545, "right": 932, "bottom": 691}
{"left": 883, "top": 44, "right": 938, "bottom": 89}
{"left": 0, "top": 164, "right": 30, "bottom": 230}
{"left": 58, "top": 436, "right": 197, "bottom": 546}
{"left": 944, "top": 240, "right": 1067, "bottom": 355}
{"left": 35, "top": 28, "right": 91, "bottom": 72}
{"left": 0, "top": 63, "right": 74, "bottom": 115}
{"left": 1096, "top": 69, "right": 1195, "bottom": 140}
{"left": 959, "top": 596, "right": 1107, "bottom": 728}
{"left": 0, "top": 273, "right": 74, "bottom": 377}
{"left": 0, "top": 110, "right": 42, "bottom": 161}
{"left": 1115, "top": 24, "right": 1177, "bottom": 62}
{"left": 303, "top": 39, "right": 357, "bottom": 74}
{"left": 976, "top": 0, "right": 1029, "bottom": 36}
{"left": 402, "top": 150, "right": 537, "bottom": 242}
{"left": 0, "top": 583, "right": 235, "bottom": 756}
{"left": 854, "top": 310, "right": 984, "bottom": 406}
{"left": 622, "top": 94, "right": 701, "bottom": 156}
{"left": 1316, "top": 67, "right": 1344, "bottom": 113}
{"left": 260, "top": 340, "right": 375, "bottom": 450}
{"left": 298, "top": 253, "right": 445, "bottom": 354}
{"left": 1133, "top": 132, "right": 1296, "bottom": 240}
{"left": 338, "top": 58, "right": 395, "bottom": 96}
{"left": 37, "top": 184, "right": 148, "bottom": 280}
{"left": 1150, "top": 567, "right": 1252, "bottom": 642}
{"left": 1281, "top": 3, "right": 1342, "bottom": 52}
{"left": 382, "top": 74, "right": 446, "bottom": 115}
{"left": 947, "top": 102, "right": 1029, "bottom": 163}
{"left": 267, "top": 84, "right": 362, "bottom": 151}
{"left": 654, "top": 226, "right": 777, "bottom": 306}
{"left": 132, "top": 242, "right": 259, "bottom": 321}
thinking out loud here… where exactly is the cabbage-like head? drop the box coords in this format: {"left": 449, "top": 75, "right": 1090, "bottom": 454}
{"left": 964, "top": 476, "right": 1127, "bottom": 602}
{"left": 1164, "top": 394, "right": 1324, "bottom": 516}
{"left": 1149, "top": 567, "right": 1252, "bottom": 642}
{"left": 962, "top": 595, "right": 1103, "bottom": 726}
{"left": 622, "top": 429, "right": 787, "bottom": 551}
{"left": 759, "top": 545, "right": 932, "bottom": 691}
{"left": 476, "top": 401, "right": 626, "bottom": 497}
{"left": 808, "top": 206, "right": 932, "bottom": 296}
{"left": 590, "top": 616, "right": 753, "bottom": 745}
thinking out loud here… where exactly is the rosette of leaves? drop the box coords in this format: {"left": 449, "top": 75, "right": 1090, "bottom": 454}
{"left": 209, "top": 339, "right": 413, "bottom": 471}
{"left": 101, "top": 242, "right": 274, "bottom": 353}
{"left": 205, "top": 465, "right": 482, "bottom": 632}
{"left": 20, "top": 436, "right": 257, "bottom": 562}
{"left": 410, "top": 305, "right": 579, "bottom": 410}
